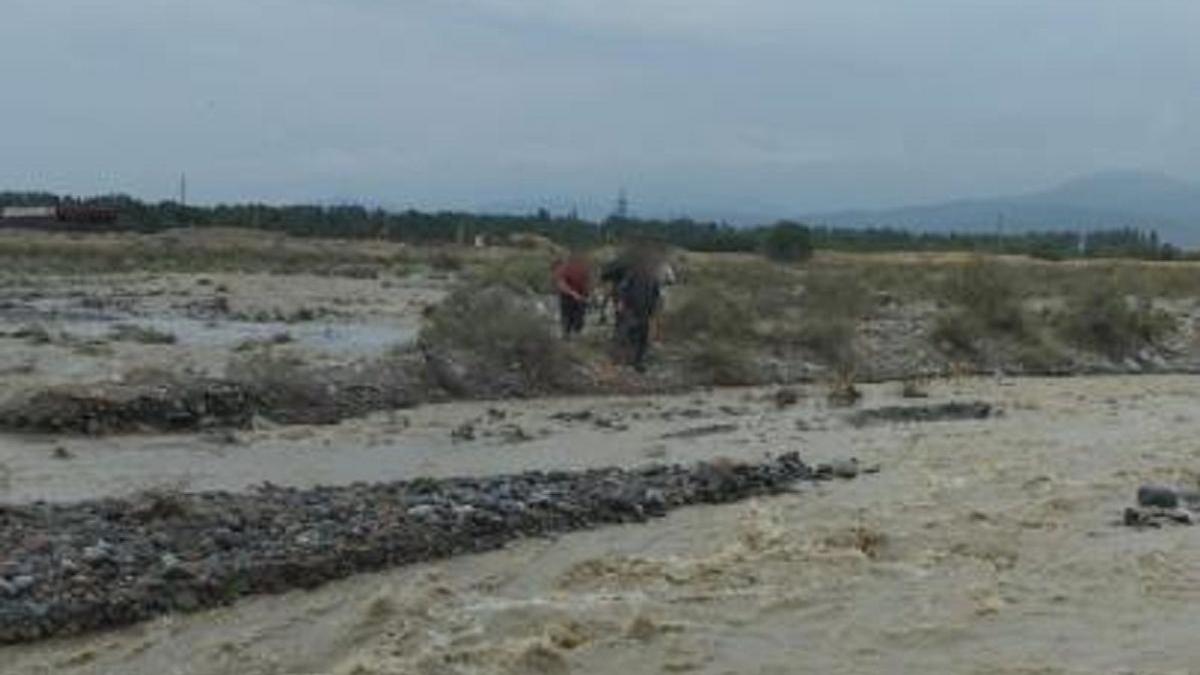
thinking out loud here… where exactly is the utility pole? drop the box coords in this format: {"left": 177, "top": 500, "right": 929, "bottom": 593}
{"left": 179, "top": 172, "right": 187, "bottom": 207}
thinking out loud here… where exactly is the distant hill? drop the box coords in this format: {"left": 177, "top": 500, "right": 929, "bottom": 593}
{"left": 805, "top": 170, "right": 1200, "bottom": 246}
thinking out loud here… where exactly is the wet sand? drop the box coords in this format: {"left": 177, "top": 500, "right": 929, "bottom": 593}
{"left": 5, "top": 375, "right": 1200, "bottom": 673}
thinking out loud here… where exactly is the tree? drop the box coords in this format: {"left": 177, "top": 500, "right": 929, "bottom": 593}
{"left": 762, "top": 221, "right": 813, "bottom": 262}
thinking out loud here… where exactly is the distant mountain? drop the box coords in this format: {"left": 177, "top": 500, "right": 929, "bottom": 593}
{"left": 804, "top": 170, "right": 1200, "bottom": 246}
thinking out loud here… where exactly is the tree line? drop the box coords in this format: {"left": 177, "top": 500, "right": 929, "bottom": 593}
{"left": 0, "top": 191, "right": 1180, "bottom": 261}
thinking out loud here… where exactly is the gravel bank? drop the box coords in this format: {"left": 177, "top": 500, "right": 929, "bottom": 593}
{"left": 0, "top": 452, "right": 837, "bottom": 644}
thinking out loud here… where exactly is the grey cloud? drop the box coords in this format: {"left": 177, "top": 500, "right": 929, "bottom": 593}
{"left": 2, "top": 1, "right": 1199, "bottom": 218}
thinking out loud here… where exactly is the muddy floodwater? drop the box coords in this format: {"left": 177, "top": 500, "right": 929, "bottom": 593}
{"left": 4, "top": 374, "right": 1200, "bottom": 674}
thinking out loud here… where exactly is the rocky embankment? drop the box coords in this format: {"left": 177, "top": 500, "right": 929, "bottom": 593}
{"left": 0, "top": 379, "right": 258, "bottom": 435}
{"left": 0, "top": 355, "right": 425, "bottom": 435}
{"left": 0, "top": 452, "right": 849, "bottom": 644}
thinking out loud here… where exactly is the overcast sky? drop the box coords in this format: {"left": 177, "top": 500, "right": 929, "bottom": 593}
{"left": 2, "top": 1, "right": 1199, "bottom": 219}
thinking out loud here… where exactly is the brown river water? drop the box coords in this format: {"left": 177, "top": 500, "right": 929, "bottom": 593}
{"left": 3, "top": 375, "right": 1200, "bottom": 674}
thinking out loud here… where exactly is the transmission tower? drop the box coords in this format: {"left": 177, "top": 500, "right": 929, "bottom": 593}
{"left": 614, "top": 187, "right": 629, "bottom": 220}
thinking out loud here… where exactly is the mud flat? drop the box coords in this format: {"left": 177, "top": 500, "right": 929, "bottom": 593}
{"left": 0, "top": 270, "right": 446, "bottom": 390}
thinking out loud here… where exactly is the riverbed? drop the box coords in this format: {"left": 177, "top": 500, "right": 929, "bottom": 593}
{"left": 4, "top": 375, "right": 1200, "bottom": 673}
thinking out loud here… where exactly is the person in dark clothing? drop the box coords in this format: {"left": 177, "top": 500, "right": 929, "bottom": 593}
{"left": 552, "top": 252, "right": 592, "bottom": 338}
{"left": 615, "top": 263, "right": 661, "bottom": 372}
{"left": 596, "top": 256, "right": 631, "bottom": 325}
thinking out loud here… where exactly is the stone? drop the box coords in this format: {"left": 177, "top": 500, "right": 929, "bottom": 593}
{"left": 829, "top": 458, "right": 860, "bottom": 479}
{"left": 773, "top": 387, "right": 801, "bottom": 409}
{"left": 0, "top": 452, "right": 833, "bottom": 646}
{"left": 407, "top": 504, "right": 437, "bottom": 519}
{"left": 1138, "top": 485, "right": 1180, "bottom": 509}
{"left": 81, "top": 542, "right": 111, "bottom": 564}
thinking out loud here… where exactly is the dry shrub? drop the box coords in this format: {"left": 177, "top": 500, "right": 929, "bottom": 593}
{"left": 940, "top": 259, "right": 1027, "bottom": 334}
{"left": 793, "top": 318, "right": 856, "bottom": 365}
{"left": 428, "top": 249, "right": 465, "bottom": 272}
{"left": 792, "top": 267, "right": 867, "bottom": 373}
{"left": 807, "top": 269, "right": 866, "bottom": 404}
{"left": 226, "top": 349, "right": 421, "bottom": 423}
{"left": 825, "top": 365, "right": 861, "bottom": 407}
{"left": 802, "top": 266, "right": 870, "bottom": 320}
{"left": 1134, "top": 263, "right": 1200, "bottom": 298}
{"left": 225, "top": 351, "right": 341, "bottom": 424}
{"left": 420, "top": 284, "right": 573, "bottom": 391}
{"left": 663, "top": 284, "right": 757, "bottom": 344}
{"left": 1046, "top": 260, "right": 1200, "bottom": 300}
{"left": 900, "top": 375, "right": 931, "bottom": 398}
{"left": 1057, "top": 281, "right": 1178, "bottom": 359}
{"left": 661, "top": 284, "right": 764, "bottom": 385}
{"left": 930, "top": 311, "right": 981, "bottom": 354}
{"left": 686, "top": 257, "right": 798, "bottom": 299}
{"left": 932, "top": 259, "right": 1031, "bottom": 353}
{"left": 469, "top": 254, "right": 555, "bottom": 295}
{"left": 109, "top": 323, "right": 177, "bottom": 345}
{"left": 683, "top": 342, "right": 758, "bottom": 386}
{"left": 1013, "top": 338, "right": 1070, "bottom": 373}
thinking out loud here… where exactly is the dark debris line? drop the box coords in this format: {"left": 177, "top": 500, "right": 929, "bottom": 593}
{"left": 0, "top": 453, "right": 841, "bottom": 644}
{"left": 846, "top": 401, "right": 993, "bottom": 428}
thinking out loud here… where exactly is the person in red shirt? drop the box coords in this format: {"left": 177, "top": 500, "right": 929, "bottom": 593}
{"left": 552, "top": 251, "right": 592, "bottom": 338}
